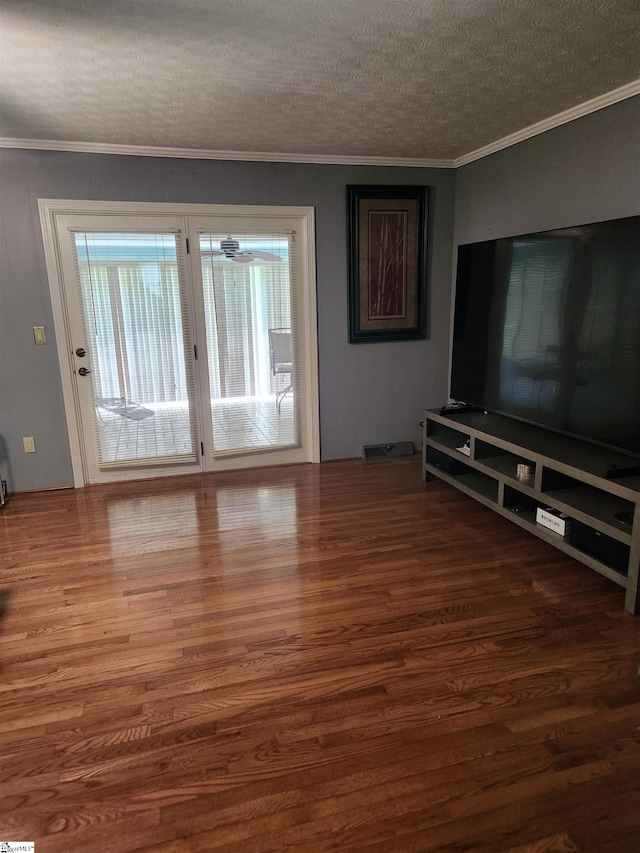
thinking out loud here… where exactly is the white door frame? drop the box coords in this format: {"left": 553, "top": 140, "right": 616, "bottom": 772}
{"left": 39, "top": 199, "right": 320, "bottom": 487}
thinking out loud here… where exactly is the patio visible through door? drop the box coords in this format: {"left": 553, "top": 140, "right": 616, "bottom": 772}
{"left": 74, "top": 228, "right": 198, "bottom": 471}
{"left": 198, "top": 231, "right": 297, "bottom": 455}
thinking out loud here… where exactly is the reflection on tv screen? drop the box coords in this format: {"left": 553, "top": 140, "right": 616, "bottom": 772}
{"left": 451, "top": 215, "right": 640, "bottom": 457}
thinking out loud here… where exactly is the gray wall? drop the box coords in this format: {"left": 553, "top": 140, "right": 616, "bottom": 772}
{"left": 0, "top": 152, "right": 455, "bottom": 491}
{"left": 454, "top": 96, "right": 640, "bottom": 245}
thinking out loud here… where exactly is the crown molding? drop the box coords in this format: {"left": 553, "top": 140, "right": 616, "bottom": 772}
{"left": 454, "top": 78, "right": 640, "bottom": 167}
{"left": 0, "top": 137, "right": 455, "bottom": 169}
{"left": 1, "top": 79, "right": 637, "bottom": 169}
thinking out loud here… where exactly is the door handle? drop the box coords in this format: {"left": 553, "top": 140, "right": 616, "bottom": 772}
{"left": 78, "top": 367, "right": 91, "bottom": 376}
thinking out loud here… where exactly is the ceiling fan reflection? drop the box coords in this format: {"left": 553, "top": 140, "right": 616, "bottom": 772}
{"left": 200, "top": 237, "right": 282, "bottom": 264}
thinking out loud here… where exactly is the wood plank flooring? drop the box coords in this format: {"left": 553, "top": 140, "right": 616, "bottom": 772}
{"left": 1, "top": 457, "right": 640, "bottom": 852}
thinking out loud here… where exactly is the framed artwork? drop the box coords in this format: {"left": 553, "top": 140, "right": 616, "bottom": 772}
{"left": 347, "top": 185, "right": 428, "bottom": 343}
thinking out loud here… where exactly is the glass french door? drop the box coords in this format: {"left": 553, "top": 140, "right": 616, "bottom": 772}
{"left": 193, "top": 223, "right": 299, "bottom": 462}
{"left": 51, "top": 210, "right": 315, "bottom": 484}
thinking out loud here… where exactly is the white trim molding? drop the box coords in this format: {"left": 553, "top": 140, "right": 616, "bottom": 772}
{"left": 0, "top": 137, "right": 454, "bottom": 169}
{"left": 455, "top": 79, "right": 640, "bottom": 167}
{"left": 2, "top": 79, "right": 639, "bottom": 169}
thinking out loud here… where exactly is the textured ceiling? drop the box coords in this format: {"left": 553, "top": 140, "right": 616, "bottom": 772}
{"left": 1, "top": 0, "right": 639, "bottom": 163}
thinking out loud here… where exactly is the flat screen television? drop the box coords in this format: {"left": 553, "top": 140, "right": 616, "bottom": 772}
{"left": 450, "top": 214, "right": 640, "bottom": 459}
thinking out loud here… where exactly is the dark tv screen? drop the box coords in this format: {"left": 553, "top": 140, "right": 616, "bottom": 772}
{"left": 451, "top": 214, "right": 640, "bottom": 458}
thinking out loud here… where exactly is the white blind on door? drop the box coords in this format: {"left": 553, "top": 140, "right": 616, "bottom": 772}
{"left": 72, "top": 230, "right": 198, "bottom": 468}
{"left": 199, "top": 231, "right": 301, "bottom": 455}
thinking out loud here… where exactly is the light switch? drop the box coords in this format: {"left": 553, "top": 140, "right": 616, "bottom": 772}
{"left": 33, "top": 326, "right": 46, "bottom": 345}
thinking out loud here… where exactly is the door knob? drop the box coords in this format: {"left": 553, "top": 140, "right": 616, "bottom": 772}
{"left": 75, "top": 347, "right": 87, "bottom": 357}
{"left": 78, "top": 367, "right": 91, "bottom": 376}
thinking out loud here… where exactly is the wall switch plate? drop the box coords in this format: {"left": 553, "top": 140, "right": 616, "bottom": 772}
{"left": 23, "top": 436, "right": 36, "bottom": 453}
{"left": 33, "top": 326, "right": 46, "bottom": 345}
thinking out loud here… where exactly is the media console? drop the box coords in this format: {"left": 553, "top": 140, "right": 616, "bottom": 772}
{"left": 423, "top": 408, "right": 640, "bottom": 615}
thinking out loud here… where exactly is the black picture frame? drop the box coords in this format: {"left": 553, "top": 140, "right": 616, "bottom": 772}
{"left": 347, "top": 185, "right": 428, "bottom": 343}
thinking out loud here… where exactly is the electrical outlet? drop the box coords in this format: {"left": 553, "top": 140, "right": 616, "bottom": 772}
{"left": 23, "top": 436, "right": 36, "bottom": 453}
{"left": 33, "top": 326, "right": 46, "bottom": 345}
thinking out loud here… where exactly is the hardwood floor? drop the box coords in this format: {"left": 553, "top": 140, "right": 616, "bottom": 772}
{"left": 1, "top": 456, "right": 640, "bottom": 852}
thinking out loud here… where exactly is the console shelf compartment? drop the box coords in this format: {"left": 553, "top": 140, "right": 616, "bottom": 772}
{"left": 425, "top": 447, "right": 498, "bottom": 505}
{"left": 428, "top": 431, "right": 470, "bottom": 456}
{"left": 475, "top": 452, "right": 536, "bottom": 486}
{"left": 541, "top": 487, "right": 633, "bottom": 542}
{"left": 423, "top": 409, "right": 640, "bottom": 614}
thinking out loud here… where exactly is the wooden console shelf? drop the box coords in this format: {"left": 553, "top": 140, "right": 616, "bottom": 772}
{"left": 423, "top": 409, "right": 640, "bottom": 614}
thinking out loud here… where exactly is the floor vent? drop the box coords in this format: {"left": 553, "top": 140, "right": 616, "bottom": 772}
{"left": 362, "top": 441, "right": 415, "bottom": 459}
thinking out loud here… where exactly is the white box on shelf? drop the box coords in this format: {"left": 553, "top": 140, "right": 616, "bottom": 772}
{"left": 536, "top": 506, "right": 570, "bottom": 536}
